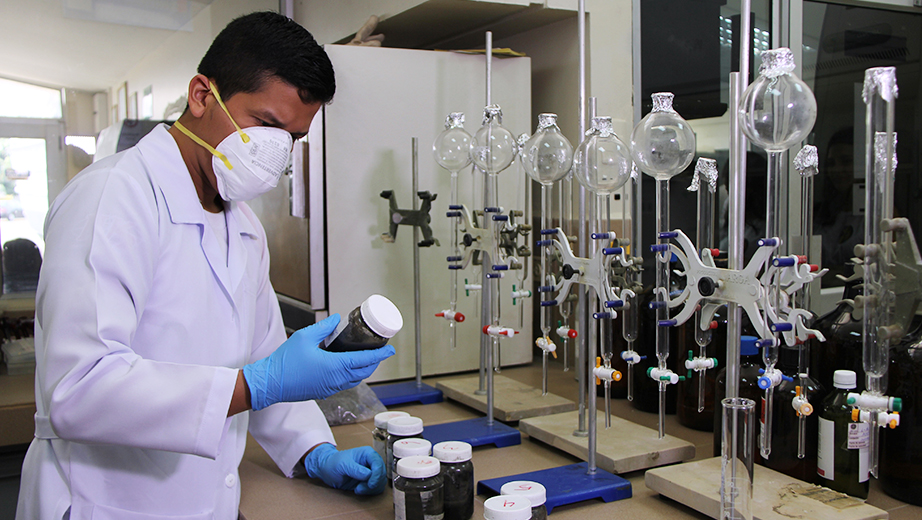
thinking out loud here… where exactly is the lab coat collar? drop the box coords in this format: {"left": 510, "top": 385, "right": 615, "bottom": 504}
{"left": 137, "top": 124, "right": 258, "bottom": 301}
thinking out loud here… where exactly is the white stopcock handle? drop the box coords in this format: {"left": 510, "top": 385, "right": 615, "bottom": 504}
{"left": 847, "top": 392, "right": 903, "bottom": 412}
{"left": 511, "top": 288, "right": 532, "bottom": 299}
{"left": 852, "top": 409, "right": 901, "bottom": 429}
{"left": 792, "top": 393, "right": 813, "bottom": 416}
{"left": 685, "top": 357, "right": 717, "bottom": 371}
{"left": 594, "top": 365, "right": 622, "bottom": 383}
{"left": 556, "top": 326, "right": 578, "bottom": 339}
{"left": 435, "top": 310, "right": 466, "bottom": 323}
{"left": 536, "top": 336, "right": 557, "bottom": 354}
{"left": 483, "top": 325, "right": 517, "bottom": 338}
{"left": 648, "top": 366, "right": 681, "bottom": 385}
{"left": 622, "top": 350, "right": 641, "bottom": 364}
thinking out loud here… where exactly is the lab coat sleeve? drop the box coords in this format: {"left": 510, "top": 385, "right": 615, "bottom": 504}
{"left": 241, "top": 205, "right": 335, "bottom": 478}
{"left": 38, "top": 166, "right": 238, "bottom": 459}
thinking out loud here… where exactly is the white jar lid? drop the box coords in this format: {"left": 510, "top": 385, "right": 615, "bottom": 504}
{"left": 361, "top": 294, "right": 403, "bottom": 338}
{"left": 500, "top": 481, "right": 546, "bottom": 506}
{"left": 393, "top": 438, "right": 432, "bottom": 458}
{"left": 834, "top": 370, "right": 857, "bottom": 389}
{"left": 396, "top": 455, "right": 440, "bottom": 479}
{"left": 433, "top": 441, "right": 472, "bottom": 462}
{"left": 374, "top": 411, "right": 410, "bottom": 429}
{"left": 483, "top": 495, "right": 533, "bottom": 520}
{"left": 387, "top": 416, "right": 424, "bottom": 435}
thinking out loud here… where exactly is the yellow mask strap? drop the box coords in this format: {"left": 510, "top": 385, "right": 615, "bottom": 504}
{"left": 173, "top": 120, "right": 233, "bottom": 171}
{"left": 209, "top": 82, "right": 250, "bottom": 144}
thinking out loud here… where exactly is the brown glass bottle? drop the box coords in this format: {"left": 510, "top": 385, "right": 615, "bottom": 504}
{"left": 677, "top": 308, "right": 728, "bottom": 431}
{"left": 757, "top": 345, "right": 826, "bottom": 483}
{"left": 879, "top": 318, "right": 922, "bottom": 505}
{"left": 713, "top": 336, "right": 763, "bottom": 457}
{"left": 816, "top": 370, "right": 868, "bottom": 499}
{"left": 811, "top": 279, "right": 863, "bottom": 392}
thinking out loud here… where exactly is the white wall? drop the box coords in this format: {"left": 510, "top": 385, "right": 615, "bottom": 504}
{"left": 112, "top": 0, "right": 276, "bottom": 121}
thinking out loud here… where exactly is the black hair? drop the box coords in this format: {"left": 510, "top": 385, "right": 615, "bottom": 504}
{"left": 198, "top": 11, "right": 335, "bottom": 105}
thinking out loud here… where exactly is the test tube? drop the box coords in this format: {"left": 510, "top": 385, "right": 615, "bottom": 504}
{"left": 721, "top": 397, "right": 755, "bottom": 520}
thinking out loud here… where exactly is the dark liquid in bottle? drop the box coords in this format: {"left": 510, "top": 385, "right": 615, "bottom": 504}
{"left": 323, "top": 306, "right": 388, "bottom": 352}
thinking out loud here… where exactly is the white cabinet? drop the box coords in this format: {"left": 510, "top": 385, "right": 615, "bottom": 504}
{"left": 309, "top": 44, "right": 534, "bottom": 382}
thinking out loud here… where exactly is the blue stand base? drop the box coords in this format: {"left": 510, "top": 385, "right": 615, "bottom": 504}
{"left": 477, "top": 462, "right": 632, "bottom": 514}
{"left": 371, "top": 381, "right": 443, "bottom": 406}
{"left": 423, "top": 417, "right": 521, "bottom": 448}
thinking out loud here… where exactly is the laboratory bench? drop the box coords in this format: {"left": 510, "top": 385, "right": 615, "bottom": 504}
{"left": 238, "top": 362, "right": 922, "bottom": 520}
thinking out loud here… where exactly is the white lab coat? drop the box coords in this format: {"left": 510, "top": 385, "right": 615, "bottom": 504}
{"left": 17, "top": 124, "right": 335, "bottom": 520}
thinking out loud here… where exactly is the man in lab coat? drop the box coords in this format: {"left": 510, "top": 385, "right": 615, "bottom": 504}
{"left": 17, "top": 12, "right": 394, "bottom": 519}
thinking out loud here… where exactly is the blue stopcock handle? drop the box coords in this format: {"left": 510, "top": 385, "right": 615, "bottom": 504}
{"left": 773, "top": 257, "right": 796, "bottom": 267}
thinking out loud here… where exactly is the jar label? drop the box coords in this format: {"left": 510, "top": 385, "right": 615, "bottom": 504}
{"left": 420, "top": 489, "right": 444, "bottom": 520}
{"left": 847, "top": 422, "right": 869, "bottom": 450}
{"left": 394, "top": 488, "right": 406, "bottom": 520}
{"left": 817, "top": 417, "right": 834, "bottom": 480}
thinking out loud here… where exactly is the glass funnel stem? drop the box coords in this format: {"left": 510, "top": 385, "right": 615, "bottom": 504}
{"left": 869, "top": 413, "right": 881, "bottom": 477}
{"left": 540, "top": 185, "right": 551, "bottom": 336}
{"left": 655, "top": 179, "right": 670, "bottom": 367}
{"left": 797, "top": 409, "right": 806, "bottom": 459}
{"left": 764, "top": 152, "right": 784, "bottom": 369}
{"left": 449, "top": 172, "right": 460, "bottom": 350}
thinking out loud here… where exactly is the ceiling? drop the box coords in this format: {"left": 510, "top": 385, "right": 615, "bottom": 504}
{"left": 0, "top": 0, "right": 210, "bottom": 92}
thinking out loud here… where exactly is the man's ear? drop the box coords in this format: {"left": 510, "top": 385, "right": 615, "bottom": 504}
{"left": 186, "top": 74, "right": 213, "bottom": 118}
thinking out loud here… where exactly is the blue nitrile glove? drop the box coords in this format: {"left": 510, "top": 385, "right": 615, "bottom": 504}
{"left": 305, "top": 443, "right": 387, "bottom": 495}
{"left": 243, "top": 314, "right": 396, "bottom": 410}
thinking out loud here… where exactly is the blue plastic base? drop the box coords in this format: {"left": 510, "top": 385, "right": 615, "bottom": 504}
{"left": 423, "top": 417, "right": 521, "bottom": 448}
{"left": 477, "top": 462, "right": 632, "bottom": 514}
{"left": 371, "top": 381, "right": 443, "bottom": 406}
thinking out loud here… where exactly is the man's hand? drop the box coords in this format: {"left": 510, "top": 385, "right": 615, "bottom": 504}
{"left": 304, "top": 443, "right": 386, "bottom": 495}
{"left": 242, "top": 314, "right": 395, "bottom": 410}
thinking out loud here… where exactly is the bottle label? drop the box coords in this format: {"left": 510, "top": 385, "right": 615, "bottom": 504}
{"left": 420, "top": 489, "right": 444, "bottom": 520}
{"left": 394, "top": 488, "right": 406, "bottom": 520}
{"left": 817, "top": 417, "right": 834, "bottom": 480}
{"left": 847, "top": 422, "right": 869, "bottom": 449}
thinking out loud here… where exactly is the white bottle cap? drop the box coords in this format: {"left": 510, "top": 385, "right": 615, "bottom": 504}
{"left": 500, "top": 480, "right": 546, "bottom": 506}
{"left": 396, "top": 455, "right": 440, "bottom": 479}
{"left": 374, "top": 411, "right": 410, "bottom": 429}
{"left": 483, "top": 495, "right": 533, "bottom": 520}
{"left": 393, "top": 438, "right": 432, "bottom": 458}
{"left": 361, "top": 294, "right": 403, "bottom": 338}
{"left": 833, "top": 370, "right": 857, "bottom": 390}
{"left": 433, "top": 441, "right": 473, "bottom": 462}
{"left": 387, "top": 416, "right": 424, "bottom": 436}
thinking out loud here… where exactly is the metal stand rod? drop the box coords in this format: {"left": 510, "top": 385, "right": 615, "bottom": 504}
{"left": 726, "top": 71, "right": 747, "bottom": 400}
{"left": 574, "top": 0, "right": 589, "bottom": 439}
{"left": 412, "top": 137, "right": 423, "bottom": 387}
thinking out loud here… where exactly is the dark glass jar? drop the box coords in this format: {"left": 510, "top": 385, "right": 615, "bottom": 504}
{"left": 811, "top": 279, "right": 863, "bottom": 392}
{"left": 433, "top": 441, "right": 474, "bottom": 520}
{"left": 879, "top": 318, "right": 922, "bottom": 505}
{"left": 393, "top": 438, "right": 433, "bottom": 486}
{"left": 394, "top": 456, "right": 444, "bottom": 520}
{"left": 499, "top": 481, "right": 546, "bottom": 520}
{"left": 677, "top": 307, "right": 728, "bottom": 431}
{"left": 372, "top": 411, "right": 409, "bottom": 468}
{"left": 713, "top": 336, "right": 764, "bottom": 457}
{"left": 817, "top": 370, "right": 868, "bottom": 499}
{"left": 483, "top": 495, "right": 532, "bottom": 520}
{"left": 386, "top": 416, "right": 424, "bottom": 487}
{"left": 757, "top": 344, "right": 825, "bottom": 483}
{"left": 323, "top": 294, "right": 403, "bottom": 352}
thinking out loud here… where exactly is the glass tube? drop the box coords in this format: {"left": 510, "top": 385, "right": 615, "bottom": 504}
{"left": 693, "top": 158, "right": 717, "bottom": 413}
{"left": 721, "top": 398, "right": 755, "bottom": 520}
{"left": 862, "top": 66, "right": 898, "bottom": 477}
{"left": 656, "top": 178, "right": 670, "bottom": 438}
